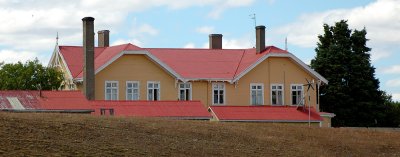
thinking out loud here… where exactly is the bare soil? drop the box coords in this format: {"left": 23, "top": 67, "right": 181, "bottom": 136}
{"left": 0, "top": 112, "right": 399, "bottom": 156}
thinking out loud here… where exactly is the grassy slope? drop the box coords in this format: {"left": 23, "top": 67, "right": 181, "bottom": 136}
{"left": 0, "top": 113, "right": 399, "bottom": 156}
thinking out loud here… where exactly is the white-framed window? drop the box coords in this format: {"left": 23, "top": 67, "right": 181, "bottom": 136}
{"left": 126, "top": 81, "right": 139, "bottom": 100}
{"left": 291, "top": 84, "right": 303, "bottom": 105}
{"left": 271, "top": 84, "right": 284, "bottom": 105}
{"left": 250, "top": 83, "right": 264, "bottom": 105}
{"left": 105, "top": 81, "right": 118, "bottom": 100}
{"left": 212, "top": 82, "right": 225, "bottom": 105}
{"left": 147, "top": 81, "right": 160, "bottom": 101}
{"left": 178, "top": 82, "right": 192, "bottom": 101}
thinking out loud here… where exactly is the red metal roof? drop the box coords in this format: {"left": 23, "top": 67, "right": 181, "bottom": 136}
{"left": 0, "top": 91, "right": 211, "bottom": 119}
{"left": 209, "top": 106, "right": 323, "bottom": 122}
{"left": 57, "top": 43, "right": 287, "bottom": 80}
{"left": 92, "top": 100, "right": 211, "bottom": 119}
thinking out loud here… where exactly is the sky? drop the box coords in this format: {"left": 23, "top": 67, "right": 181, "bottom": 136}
{"left": 0, "top": 0, "right": 399, "bottom": 101}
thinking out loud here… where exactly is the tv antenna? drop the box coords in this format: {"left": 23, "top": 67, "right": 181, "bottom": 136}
{"left": 249, "top": 13, "right": 256, "bottom": 28}
{"left": 303, "top": 78, "right": 315, "bottom": 127}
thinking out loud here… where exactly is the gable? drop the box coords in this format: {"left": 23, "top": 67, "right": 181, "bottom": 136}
{"left": 96, "top": 54, "right": 176, "bottom": 81}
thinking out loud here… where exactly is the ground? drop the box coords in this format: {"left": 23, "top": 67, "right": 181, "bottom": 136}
{"left": 0, "top": 112, "right": 399, "bottom": 156}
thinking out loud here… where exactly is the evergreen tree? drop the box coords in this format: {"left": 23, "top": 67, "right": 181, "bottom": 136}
{"left": 311, "top": 20, "right": 386, "bottom": 127}
{"left": 0, "top": 59, "right": 63, "bottom": 90}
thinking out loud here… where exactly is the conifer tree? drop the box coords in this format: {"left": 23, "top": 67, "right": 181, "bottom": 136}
{"left": 311, "top": 20, "right": 385, "bottom": 127}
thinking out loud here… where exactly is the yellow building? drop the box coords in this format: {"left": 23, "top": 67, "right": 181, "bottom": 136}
{"left": 48, "top": 18, "right": 334, "bottom": 126}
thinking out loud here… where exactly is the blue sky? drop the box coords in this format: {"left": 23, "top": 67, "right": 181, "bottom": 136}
{"left": 0, "top": 0, "right": 399, "bottom": 101}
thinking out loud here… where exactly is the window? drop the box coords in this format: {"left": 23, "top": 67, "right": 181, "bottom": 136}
{"left": 271, "top": 84, "right": 284, "bottom": 105}
{"left": 126, "top": 81, "right": 139, "bottom": 100}
{"left": 250, "top": 83, "right": 264, "bottom": 105}
{"left": 291, "top": 84, "right": 303, "bottom": 105}
{"left": 212, "top": 83, "right": 225, "bottom": 105}
{"left": 147, "top": 81, "right": 160, "bottom": 101}
{"left": 179, "top": 82, "right": 191, "bottom": 101}
{"left": 105, "top": 81, "right": 118, "bottom": 100}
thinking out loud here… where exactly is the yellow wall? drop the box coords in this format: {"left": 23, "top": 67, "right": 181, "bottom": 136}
{"left": 76, "top": 54, "right": 319, "bottom": 109}
{"left": 223, "top": 57, "right": 318, "bottom": 108}
{"left": 95, "top": 54, "right": 177, "bottom": 100}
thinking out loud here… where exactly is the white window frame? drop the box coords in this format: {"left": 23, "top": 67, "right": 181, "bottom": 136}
{"left": 126, "top": 81, "right": 140, "bottom": 100}
{"left": 178, "top": 82, "right": 192, "bottom": 101}
{"left": 290, "top": 84, "right": 304, "bottom": 106}
{"left": 212, "top": 82, "right": 225, "bottom": 105}
{"left": 270, "top": 84, "right": 284, "bottom": 105}
{"left": 105, "top": 81, "right": 119, "bottom": 100}
{"left": 250, "top": 83, "right": 264, "bottom": 105}
{"left": 147, "top": 81, "right": 160, "bottom": 101}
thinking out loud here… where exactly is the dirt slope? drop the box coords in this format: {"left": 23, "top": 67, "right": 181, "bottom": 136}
{"left": 0, "top": 113, "right": 399, "bottom": 156}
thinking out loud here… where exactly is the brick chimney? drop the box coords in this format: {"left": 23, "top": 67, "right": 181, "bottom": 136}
{"left": 255, "top": 25, "right": 266, "bottom": 53}
{"left": 209, "top": 34, "right": 223, "bottom": 49}
{"left": 98, "top": 30, "right": 109, "bottom": 47}
{"left": 82, "top": 17, "right": 95, "bottom": 100}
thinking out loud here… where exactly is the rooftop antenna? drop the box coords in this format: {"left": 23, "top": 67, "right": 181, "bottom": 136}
{"left": 285, "top": 37, "right": 288, "bottom": 51}
{"left": 56, "top": 32, "right": 59, "bottom": 45}
{"left": 249, "top": 13, "right": 256, "bottom": 28}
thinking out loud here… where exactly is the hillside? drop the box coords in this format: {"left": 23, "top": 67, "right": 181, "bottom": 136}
{"left": 0, "top": 113, "right": 399, "bottom": 156}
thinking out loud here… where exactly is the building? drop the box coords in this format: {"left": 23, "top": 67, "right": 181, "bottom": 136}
{"left": 45, "top": 17, "right": 335, "bottom": 126}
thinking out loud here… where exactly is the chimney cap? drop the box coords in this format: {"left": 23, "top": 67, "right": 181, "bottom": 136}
{"left": 255, "top": 25, "right": 266, "bottom": 29}
{"left": 98, "top": 30, "right": 110, "bottom": 33}
{"left": 209, "top": 34, "right": 223, "bottom": 37}
{"left": 82, "top": 17, "right": 95, "bottom": 21}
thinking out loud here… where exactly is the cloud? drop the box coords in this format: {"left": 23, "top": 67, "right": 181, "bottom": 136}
{"left": 183, "top": 43, "right": 196, "bottom": 48}
{"left": 386, "top": 78, "right": 400, "bottom": 87}
{"left": 135, "top": 24, "right": 159, "bottom": 36}
{"left": 111, "top": 39, "right": 143, "bottom": 47}
{"left": 277, "top": 0, "right": 400, "bottom": 61}
{"left": 0, "top": 0, "right": 254, "bottom": 64}
{"left": 382, "top": 65, "right": 400, "bottom": 74}
{"left": 201, "top": 36, "right": 254, "bottom": 49}
{"left": 392, "top": 93, "right": 400, "bottom": 102}
{"left": 0, "top": 49, "right": 49, "bottom": 64}
{"left": 208, "top": 0, "right": 255, "bottom": 19}
{"left": 196, "top": 26, "right": 215, "bottom": 34}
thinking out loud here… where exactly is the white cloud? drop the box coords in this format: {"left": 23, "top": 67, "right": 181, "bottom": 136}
{"left": 201, "top": 36, "right": 253, "bottom": 49}
{"left": 136, "top": 24, "right": 159, "bottom": 36}
{"left": 392, "top": 93, "right": 400, "bottom": 102}
{"left": 0, "top": 0, "right": 253, "bottom": 64}
{"left": 0, "top": 49, "right": 49, "bottom": 64}
{"left": 382, "top": 65, "right": 400, "bottom": 74}
{"left": 196, "top": 26, "right": 215, "bottom": 34}
{"left": 183, "top": 43, "right": 196, "bottom": 48}
{"left": 111, "top": 39, "right": 143, "bottom": 47}
{"left": 277, "top": 0, "right": 400, "bottom": 61}
{"left": 386, "top": 79, "right": 400, "bottom": 87}
{"left": 208, "top": 0, "right": 255, "bottom": 19}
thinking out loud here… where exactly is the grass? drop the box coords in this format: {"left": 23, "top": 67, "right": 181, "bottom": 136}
{"left": 0, "top": 112, "right": 399, "bottom": 156}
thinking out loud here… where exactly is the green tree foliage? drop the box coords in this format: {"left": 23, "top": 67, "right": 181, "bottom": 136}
{"left": 0, "top": 59, "right": 63, "bottom": 90}
{"left": 311, "top": 20, "right": 392, "bottom": 127}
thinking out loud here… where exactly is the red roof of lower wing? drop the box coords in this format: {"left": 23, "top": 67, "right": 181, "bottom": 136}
{"left": 92, "top": 101, "right": 212, "bottom": 119}
{"left": 209, "top": 106, "right": 323, "bottom": 122}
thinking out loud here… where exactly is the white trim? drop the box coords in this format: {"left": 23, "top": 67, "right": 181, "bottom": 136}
{"left": 95, "top": 50, "right": 183, "bottom": 81}
{"left": 211, "top": 82, "right": 226, "bottom": 105}
{"left": 178, "top": 82, "right": 192, "bottom": 101}
{"left": 290, "top": 84, "right": 304, "bottom": 106}
{"left": 126, "top": 81, "right": 140, "bottom": 100}
{"left": 232, "top": 52, "right": 328, "bottom": 84}
{"left": 147, "top": 81, "right": 161, "bottom": 101}
{"left": 105, "top": 81, "right": 119, "bottom": 100}
{"left": 250, "top": 83, "right": 264, "bottom": 105}
{"left": 270, "top": 84, "right": 284, "bottom": 106}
